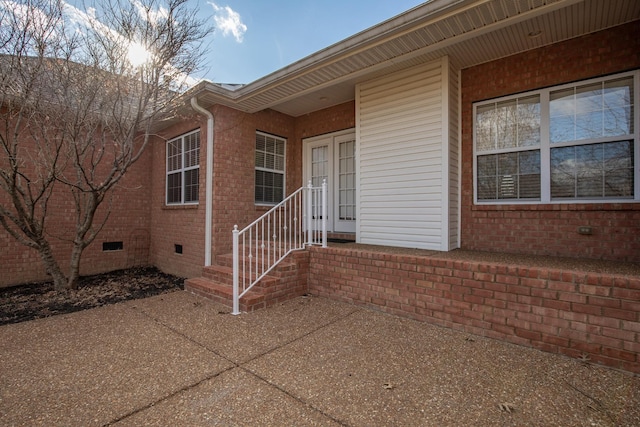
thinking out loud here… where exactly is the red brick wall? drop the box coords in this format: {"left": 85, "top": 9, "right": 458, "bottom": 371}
{"left": 460, "top": 21, "right": 640, "bottom": 262}
{"left": 210, "top": 106, "right": 297, "bottom": 258}
{"left": 0, "top": 137, "right": 152, "bottom": 287}
{"left": 148, "top": 116, "right": 205, "bottom": 279}
{"left": 295, "top": 101, "right": 355, "bottom": 142}
{"left": 309, "top": 246, "right": 640, "bottom": 373}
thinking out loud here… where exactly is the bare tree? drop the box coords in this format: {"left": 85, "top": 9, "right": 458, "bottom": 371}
{"left": 0, "top": 0, "right": 212, "bottom": 289}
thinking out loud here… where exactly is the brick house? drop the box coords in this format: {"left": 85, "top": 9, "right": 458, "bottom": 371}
{"left": 2, "top": 0, "right": 639, "bottom": 371}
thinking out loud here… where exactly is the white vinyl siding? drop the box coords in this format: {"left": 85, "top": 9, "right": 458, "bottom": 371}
{"left": 356, "top": 57, "right": 457, "bottom": 250}
{"left": 447, "top": 61, "right": 460, "bottom": 250}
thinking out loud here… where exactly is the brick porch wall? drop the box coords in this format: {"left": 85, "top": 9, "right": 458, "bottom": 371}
{"left": 308, "top": 246, "right": 640, "bottom": 373}
{"left": 460, "top": 20, "right": 640, "bottom": 263}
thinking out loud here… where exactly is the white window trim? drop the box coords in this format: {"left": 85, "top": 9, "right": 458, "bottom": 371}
{"left": 255, "top": 131, "right": 287, "bottom": 206}
{"left": 166, "top": 129, "right": 200, "bottom": 205}
{"left": 473, "top": 70, "right": 639, "bottom": 205}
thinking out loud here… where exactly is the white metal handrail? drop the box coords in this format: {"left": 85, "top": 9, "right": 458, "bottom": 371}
{"left": 232, "top": 180, "right": 326, "bottom": 315}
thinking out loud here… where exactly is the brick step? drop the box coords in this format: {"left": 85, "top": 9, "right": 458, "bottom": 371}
{"left": 184, "top": 277, "right": 267, "bottom": 312}
{"left": 215, "top": 253, "right": 298, "bottom": 276}
{"left": 186, "top": 249, "right": 309, "bottom": 313}
{"left": 201, "top": 264, "right": 278, "bottom": 289}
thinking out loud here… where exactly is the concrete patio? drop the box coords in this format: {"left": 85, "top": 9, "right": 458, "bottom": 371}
{"left": 0, "top": 290, "right": 638, "bottom": 426}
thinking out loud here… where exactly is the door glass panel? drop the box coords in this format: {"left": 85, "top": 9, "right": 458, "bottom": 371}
{"left": 311, "top": 146, "right": 328, "bottom": 186}
{"left": 338, "top": 140, "right": 356, "bottom": 221}
{"left": 311, "top": 145, "right": 328, "bottom": 219}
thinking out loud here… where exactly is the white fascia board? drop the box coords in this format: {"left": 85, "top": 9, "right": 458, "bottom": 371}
{"left": 185, "top": 0, "right": 470, "bottom": 102}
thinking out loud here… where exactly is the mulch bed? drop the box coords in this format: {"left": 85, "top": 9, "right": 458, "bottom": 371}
{"left": 0, "top": 267, "right": 184, "bottom": 326}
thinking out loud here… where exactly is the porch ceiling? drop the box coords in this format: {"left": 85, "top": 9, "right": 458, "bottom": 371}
{"left": 187, "top": 0, "right": 640, "bottom": 118}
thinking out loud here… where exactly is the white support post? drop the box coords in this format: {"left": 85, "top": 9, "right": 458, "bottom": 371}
{"left": 232, "top": 225, "right": 240, "bottom": 315}
{"left": 321, "top": 179, "right": 327, "bottom": 248}
{"left": 306, "top": 180, "right": 313, "bottom": 246}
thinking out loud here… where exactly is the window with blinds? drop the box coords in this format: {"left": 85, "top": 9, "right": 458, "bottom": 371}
{"left": 474, "top": 70, "right": 637, "bottom": 203}
{"left": 166, "top": 130, "right": 200, "bottom": 205}
{"left": 255, "top": 131, "right": 286, "bottom": 204}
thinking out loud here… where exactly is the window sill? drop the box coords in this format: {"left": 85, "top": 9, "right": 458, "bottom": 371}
{"left": 162, "top": 204, "right": 199, "bottom": 210}
{"left": 472, "top": 201, "right": 640, "bottom": 211}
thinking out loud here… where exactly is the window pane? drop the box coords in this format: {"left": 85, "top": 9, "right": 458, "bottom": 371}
{"left": 167, "top": 140, "right": 182, "bottom": 171}
{"left": 275, "top": 154, "right": 285, "bottom": 171}
{"left": 478, "top": 176, "right": 497, "bottom": 200}
{"left": 475, "top": 103, "right": 496, "bottom": 152}
{"left": 184, "top": 132, "right": 200, "bottom": 168}
{"left": 604, "top": 141, "right": 634, "bottom": 197}
{"left": 604, "top": 77, "right": 633, "bottom": 109}
{"left": 266, "top": 136, "right": 275, "bottom": 155}
{"left": 477, "top": 155, "right": 498, "bottom": 200}
{"left": 476, "top": 96, "right": 540, "bottom": 152}
{"left": 603, "top": 76, "right": 634, "bottom": 136}
{"left": 550, "top": 115, "right": 575, "bottom": 144}
{"left": 552, "top": 141, "right": 634, "bottom": 199}
{"left": 255, "top": 170, "right": 284, "bottom": 204}
{"left": 498, "top": 152, "right": 517, "bottom": 176}
{"left": 256, "top": 133, "right": 266, "bottom": 151}
{"left": 605, "top": 169, "right": 633, "bottom": 197}
{"left": 517, "top": 96, "right": 541, "bottom": 147}
{"left": 477, "top": 155, "right": 496, "bottom": 177}
{"left": 265, "top": 153, "right": 275, "bottom": 169}
{"left": 575, "top": 83, "right": 601, "bottom": 114}
{"left": 551, "top": 77, "right": 633, "bottom": 144}
{"left": 551, "top": 146, "right": 576, "bottom": 197}
{"left": 518, "top": 151, "right": 541, "bottom": 198}
{"left": 255, "top": 185, "right": 264, "bottom": 202}
{"left": 496, "top": 99, "right": 518, "bottom": 149}
{"left": 255, "top": 151, "right": 265, "bottom": 168}
{"left": 575, "top": 110, "right": 602, "bottom": 140}
{"left": 167, "top": 172, "right": 182, "bottom": 204}
{"left": 184, "top": 169, "right": 199, "bottom": 202}
{"left": 477, "top": 151, "right": 540, "bottom": 201}
{"left": 311, "top": 146, "right": 328, "bottom": 187}
{"left": 604, "top": 77, "right": 634, "bottom": 136}
{"left": 575, "top": 145, "right": 603, "bottom": 198}
{"left": 604, "top": 107, "right": 633, "bottom": 136}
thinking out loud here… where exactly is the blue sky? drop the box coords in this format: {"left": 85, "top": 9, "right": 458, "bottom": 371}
{"left": 194, "top": 0, "right": 426, "bottom": 84}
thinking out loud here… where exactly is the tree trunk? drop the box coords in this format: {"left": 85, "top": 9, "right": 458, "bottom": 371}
{"left": 36, "top": 238, "right": 69, "bottom": 290}
{"left": 67, "top": 241, "right": 84, "bottom": 290}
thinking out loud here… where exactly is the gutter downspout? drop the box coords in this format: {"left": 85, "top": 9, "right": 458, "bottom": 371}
{"left": 190, "top": 97, "right": 214, "bottom": 266}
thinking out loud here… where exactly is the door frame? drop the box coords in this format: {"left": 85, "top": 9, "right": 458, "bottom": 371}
{"left": 302, "top": 128, "right": 356, "bottom": 234}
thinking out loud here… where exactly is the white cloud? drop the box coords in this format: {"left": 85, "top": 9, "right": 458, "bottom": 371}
{"left": 208, "top": 2, "right": 247, "bottom": 43}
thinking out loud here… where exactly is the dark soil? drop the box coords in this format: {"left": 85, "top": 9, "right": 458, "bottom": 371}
{"left": 0, "top": 267, "right": 184, "bottom": 326}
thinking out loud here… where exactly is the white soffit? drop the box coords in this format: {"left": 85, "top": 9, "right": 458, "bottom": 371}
{"left": 190, "top": 0, "right": 640, "bottom": 117}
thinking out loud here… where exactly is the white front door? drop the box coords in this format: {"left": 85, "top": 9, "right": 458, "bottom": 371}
{"left": 304, "top": 130, "right": 356, "bottom": 233}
